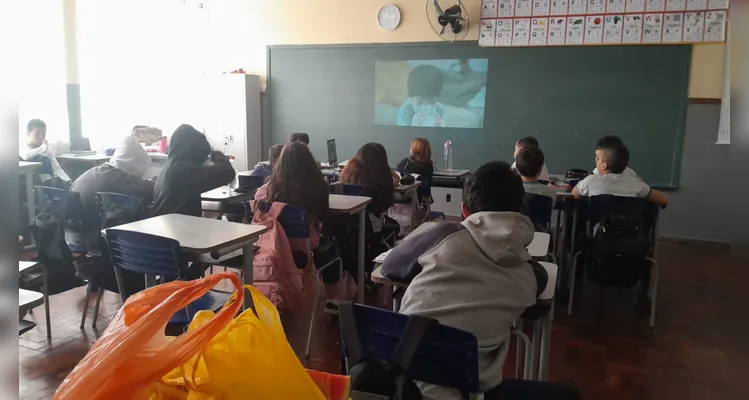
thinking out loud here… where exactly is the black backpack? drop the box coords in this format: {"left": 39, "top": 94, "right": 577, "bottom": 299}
{"left": 587, "top": 201, "right": 650, "bottom": 286}
{"left": 339, "top": 302, "right": 435, "bottom": 400}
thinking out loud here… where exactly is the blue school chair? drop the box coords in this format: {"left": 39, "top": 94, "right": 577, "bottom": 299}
{"left": 339, "top": 302, "right": 482, "bottom": 399}
{"left": 76, "top": 192, "right": 150, "bottom": 329}
{"left": 329, "top": 183, "right": 364, "bottom": 196}
{"left": 567, "top": 195, "right": 661, "bottom": 328}
{"left": 104, "top": 229, "right": 231, "bottom": 325}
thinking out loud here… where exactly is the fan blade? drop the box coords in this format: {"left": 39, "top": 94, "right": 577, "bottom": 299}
{"left": 440, "top": 25, "right": 446, "bottom": 35}
{"left": 433, "top": 0, "right": 445, "bottom": 16}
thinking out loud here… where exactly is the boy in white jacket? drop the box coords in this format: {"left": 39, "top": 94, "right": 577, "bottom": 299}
{"left": 19, "top": 119, "right": 71, "bottom": 186}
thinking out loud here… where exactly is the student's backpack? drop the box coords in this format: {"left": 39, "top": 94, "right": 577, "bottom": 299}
{"left": 25, "top": 202, "right": 85, "bottom": 295}
{"left": 339, "top": 301, "right": 435, "bottom": 400}
{"left": 249, "top": 200, "right": 304, "bottom": 309}
{"left": 587, "top": 199, "right": 650, "bottom": 286}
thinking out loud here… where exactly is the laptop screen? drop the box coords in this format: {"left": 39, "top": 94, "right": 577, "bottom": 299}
{"left": 327, "top": 139, "right": 337, "bottom": 166}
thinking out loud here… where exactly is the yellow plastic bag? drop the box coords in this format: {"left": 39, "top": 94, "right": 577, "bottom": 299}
{"left": 146, "top": 284, "right": 327, "bottom": 400}
{"left": 55, "top": 273, "right": 244, "bottom": 400}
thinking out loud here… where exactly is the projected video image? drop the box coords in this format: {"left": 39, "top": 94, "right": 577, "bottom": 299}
{"left": 375, "top": 58, "right": 488, "bottom": 128}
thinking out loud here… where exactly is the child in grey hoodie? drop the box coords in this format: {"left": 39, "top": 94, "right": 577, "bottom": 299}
{"left": 381, "top": 161, "right": 539, "bottom": 400}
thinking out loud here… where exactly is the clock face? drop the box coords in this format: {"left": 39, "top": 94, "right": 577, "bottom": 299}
{"left": 377, "top": 5, "right": 401, "bottom": 30}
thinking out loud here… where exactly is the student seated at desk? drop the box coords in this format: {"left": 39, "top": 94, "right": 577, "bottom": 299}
{"left": 70, "top": 131, "right": 156, "bottom": 249}
{"left": 573, "top": 144, "right": 668, "bottom": 206}
{"left": 254, "top": 142, "right": 341, "bottom": 312}
{"left": 336, "top": 143, "right": 400, "bottom": 283}
{"left": 396, "top": 137, "right": 434, "bottom": 197}
{"left": 380, "top": 161, "right": 541, "bottom": 399}
{"left": 592, "top": 136, "right": 639, "bottom": 178}
{"left": 19, "top": 119, "right": 72, "bottom": 187}
{"left": 249, "top": 144, "right": 284, "bottom": 178}
{"left": 255, "top": 143, "right": 327, "bottom": 249}
{"left": 511, "top": 136, "right": 551, "bottom": 182}
{"left": 515, "top": 146, "right": 557, "bottom": 208}
{"left": 151, "top": 124, "right": 235, "bottom": 217}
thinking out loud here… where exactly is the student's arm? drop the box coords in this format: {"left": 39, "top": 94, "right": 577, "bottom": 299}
{"left": 381, "top": 222, "right": 465, "bottom": 282}
{"left": 395, "top": 158, "right": 407, "bottom": 174}
{"left": 49, "top": 156, "right": 71, "bottom": 182}
{"left": 20, "top": 142, "right": 48, "bottom": 160}
{"left": 647, "top": 189, "right": 669, "bottom": 207}
{"left": 128, "top": 177, "right": 156, "bottom": 203}
{"left": 396, "top": 101, "right": 414, "bottom": 126}
{"left": 571, "top": 177, "right": 590, "bottom": 199}
{"left": 198, "top": 151, "right": 236, "bottom": 193}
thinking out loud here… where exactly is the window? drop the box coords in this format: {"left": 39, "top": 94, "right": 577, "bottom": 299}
{"left": 76, "top": 0, "right": 213, "bottom": 151}
{"left": 18, "top": 0, "right": 69, "bottom": 150}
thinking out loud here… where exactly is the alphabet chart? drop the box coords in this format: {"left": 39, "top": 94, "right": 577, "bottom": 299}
{"left": 479, "top": 0, "right": 728, "bottom": 46}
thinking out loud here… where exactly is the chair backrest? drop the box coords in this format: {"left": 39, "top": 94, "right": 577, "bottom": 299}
{"left": 522, "top": 193, "right": 553, "bottom": 232}
{"left": 586, "top": 195, "right": 658, "bottom": 231}
{"left": 343, "top": 303, "right": 480, "bottom": 395}
{"left": 330, "top": 183, "right": 364, "bottom": 196}
{"left": 584, "top": 195, "right": 658, "bottom": 286}
{"left": 96, "top": 192, "right": 148, "bottom": 229}
{"left": 35, "top": 186, "right": 70, "bottom": 217}
{"left": 238, "top": 174, "right": 265, "bottom": 191}
{"left": 250, "top": 201, "right": 310, "bottom": 239}
{"left": 104, "top": 229, "right": 185, "bottom": 279}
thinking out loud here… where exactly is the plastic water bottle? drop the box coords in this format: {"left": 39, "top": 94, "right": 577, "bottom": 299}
{"left": 443, "top": 140, "right": 453, "bottom": 171}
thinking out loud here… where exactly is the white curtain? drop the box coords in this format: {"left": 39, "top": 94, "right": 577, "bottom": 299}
{"left": 18, "top": 0, "right": 70, "bottom": 152}
{"left": 76, "top": 0, "right": 215, "bottom": 151}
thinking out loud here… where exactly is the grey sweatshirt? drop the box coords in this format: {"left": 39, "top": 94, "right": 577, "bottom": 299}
{"left": 381, "top": 212, "right": 538, "bottom": 399}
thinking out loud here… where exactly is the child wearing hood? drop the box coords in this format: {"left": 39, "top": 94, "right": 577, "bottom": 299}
{"left": 380, "top": 161, "right": 541, "bottom": 399}
{"left": 70, "top": 126, "right": 159, "bottom": 248}
{"left": 151, "top": 124, "right": 235, "bottom": 217}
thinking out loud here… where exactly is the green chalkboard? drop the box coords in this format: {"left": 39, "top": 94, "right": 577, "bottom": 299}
{"left": 267, "top": 42, "right": 690, "bottom": 187}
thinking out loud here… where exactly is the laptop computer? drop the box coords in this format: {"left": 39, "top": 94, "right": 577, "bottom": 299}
{"left": 323, "top": 139, "right": 337, "bottom": 168}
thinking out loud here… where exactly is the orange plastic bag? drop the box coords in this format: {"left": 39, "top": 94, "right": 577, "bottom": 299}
{"left": 53, "top": 273, "right": 243, "bottom": 400}
{"left": 144, "top": 284, "right": 328, "bottom": 399}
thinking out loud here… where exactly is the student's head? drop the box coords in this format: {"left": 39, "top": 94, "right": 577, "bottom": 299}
{"left": 168, "top": 124, "right": 211, "bottom": 164}
{"left": 268, "top": 144, "right": 284, "bottom": 167}
{"left": 289, "top": 132, "right": 310, "bottom": 146}
{"left": 340, "top": 142, "right": 395, "bottom": 195}
{"left": 596, "top": 135, "right": 625, "bottom": 150}
{"left": 514, "top": 136, "right": 539, "bottom": 157}
{"left": 515, "top": 146, "right": 545, "bottom": 180}
{"left": 595, "top": 144, "right": 630, "bottom": 174}
{"left": 462, "top": 161, "right": 524, "bottom": 218}
{"left": 110, "top": 134, "right": 151, "bottom": 178}
{"left": 26, "top": 119, "right": 47, "bottom": 147}
{"left": 409, "top": 137, "right": 432, "bottom": 164}
{"left": 407, "top": 65, "right": 444, "bottom": 105}
{"left": 267, "top": 142, "right": 328, "bottom": 222}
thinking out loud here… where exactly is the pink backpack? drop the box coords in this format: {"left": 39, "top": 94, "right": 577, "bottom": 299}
{"left": 249, "top": 201, "right": 304, "bottom": 309}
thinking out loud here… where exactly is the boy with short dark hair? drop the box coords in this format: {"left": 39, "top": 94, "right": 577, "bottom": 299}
{"left": 397, "top": 64, "right": 446, "bottom": 127}
{"left": 381, "top": 161, "right": 539, "bottom": 399}
{"left": 592, "top": 136, "right": 639, "bottom": 178}
{"left": 511, "top": 136, "right": 551, "bottom": 182}
{"left": 289, "top": 132, "right": 310, "bottom": 145}
{"left": 573, "top": 144, "right": 668, "bottom": 206}
{"left": 19, "top": 119, "right": 72, "bottom": 186}
{"left": 515, "top": 146, "right": 558, "bottom": 207}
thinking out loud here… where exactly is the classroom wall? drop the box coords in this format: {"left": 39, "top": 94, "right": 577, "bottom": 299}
{"left": 209, "top": 0, "right": 725, "bottom": 99}
{"left": 659, "top": 103, "right": 730, "bottom": 242}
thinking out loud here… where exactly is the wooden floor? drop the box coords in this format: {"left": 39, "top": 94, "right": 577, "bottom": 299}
{"left": 19, "top": 240, "right": 747, "bottom": 399}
